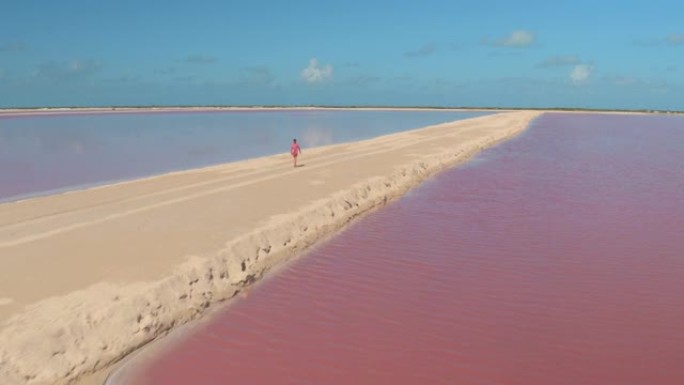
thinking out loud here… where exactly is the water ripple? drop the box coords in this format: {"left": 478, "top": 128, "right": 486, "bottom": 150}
{"left": 133, "top": 113, "right": 684, "bottom": 385}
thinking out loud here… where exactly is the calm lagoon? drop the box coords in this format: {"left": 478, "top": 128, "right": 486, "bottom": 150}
{"left": 0, "top": 110, "right": 489, "bottom": 202}
{"left": 128, "top": 113, "right": 684, "bottom": 385}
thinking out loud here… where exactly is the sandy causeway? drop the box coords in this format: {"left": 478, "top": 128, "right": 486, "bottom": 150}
{"left": 0, "top": 111, "right": 541, "bottom": 384}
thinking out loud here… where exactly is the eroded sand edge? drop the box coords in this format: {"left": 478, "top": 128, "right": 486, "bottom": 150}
{"left": 0, "top": 111, "right": 540, "bottom": 384}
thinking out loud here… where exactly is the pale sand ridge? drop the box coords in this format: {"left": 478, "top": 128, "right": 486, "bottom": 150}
{"left": 0, "top": 111, "right": 540, "bottom": 384}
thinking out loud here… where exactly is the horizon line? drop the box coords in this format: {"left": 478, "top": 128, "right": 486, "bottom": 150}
{"left": 1, "top": 105, "right": 682, "bottom": 114}
{"left": 0, "top": 104, "right": 684, "bottom": 113}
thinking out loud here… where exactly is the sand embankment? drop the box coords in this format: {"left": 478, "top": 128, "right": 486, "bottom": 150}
{"left": 0, "top": 111, "right": 540, "bottom": 384}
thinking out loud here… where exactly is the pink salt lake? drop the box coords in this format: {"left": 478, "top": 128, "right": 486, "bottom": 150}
{"left": 120, "top": 113, "right": 684, "bottom": 385}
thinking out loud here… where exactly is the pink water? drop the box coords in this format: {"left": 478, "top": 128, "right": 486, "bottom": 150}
{"left": 127, "top": 113, "right": 684, "bottom": 385}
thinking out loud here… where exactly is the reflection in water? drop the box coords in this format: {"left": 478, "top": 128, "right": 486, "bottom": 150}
{"left": 130, "top": 113, "right": 684, "bottom": 385}
{"left": 0, "top": 110, "right": 488, "bottom": 202}
{"left": 300, "top": 126, "right": 334, "bottom": 147}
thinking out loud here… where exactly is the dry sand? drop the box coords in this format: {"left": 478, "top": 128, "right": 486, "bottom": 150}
{"left": 0, "top": 111, "right": 540, "bottom": 384}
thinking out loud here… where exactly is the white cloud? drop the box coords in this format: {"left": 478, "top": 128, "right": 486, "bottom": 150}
{"left": 301, "top": 58, "right": 333, "bottom": 83}
{"left": 570, "top": 64, "right": 593, "bottom": 85}
{"left": 487, "top": 30, "right": 535, "bottom": 48}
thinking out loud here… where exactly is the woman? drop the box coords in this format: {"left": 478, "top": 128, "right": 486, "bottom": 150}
{"left": 290, "top": 138, "right": 302, "bottom": 168}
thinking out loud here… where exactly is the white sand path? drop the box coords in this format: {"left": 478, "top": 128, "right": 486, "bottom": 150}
{"left": 0, "top": 111, "right": 540, "bottom": 385}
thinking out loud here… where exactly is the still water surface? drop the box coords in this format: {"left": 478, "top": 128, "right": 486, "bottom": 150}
{"left": 130, "top": 113, "right": 684, "bottom": 385}
{"left": 0, "top": 110, "right": 487, "bottom": 202}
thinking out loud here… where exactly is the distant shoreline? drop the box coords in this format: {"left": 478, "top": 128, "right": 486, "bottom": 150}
{"left": 0, "top": 106, "right": 493, "bottom": 118}
{"left": 0, "top": 105, "right": 681, "bottom": 117}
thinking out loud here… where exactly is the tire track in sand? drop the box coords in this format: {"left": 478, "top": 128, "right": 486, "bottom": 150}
{"left": 0, "top": 121, "right": 492, "bottom": 249}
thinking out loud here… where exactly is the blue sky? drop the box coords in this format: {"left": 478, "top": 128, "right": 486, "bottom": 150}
{"left": 1, "top": 0, "right": 683, "bottom": 109}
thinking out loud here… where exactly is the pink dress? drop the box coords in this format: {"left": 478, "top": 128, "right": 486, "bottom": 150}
{"left": 290, "top": 143, "right": 300, "bottom": 157}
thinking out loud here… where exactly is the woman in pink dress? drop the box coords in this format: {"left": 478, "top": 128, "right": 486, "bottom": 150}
{"left": 290, "top": 138, "right": 302, "bottom": 168}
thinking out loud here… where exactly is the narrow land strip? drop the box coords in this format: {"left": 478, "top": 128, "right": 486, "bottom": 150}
{"left": 0, "top": 111, "right": 540, "bottom": 385}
